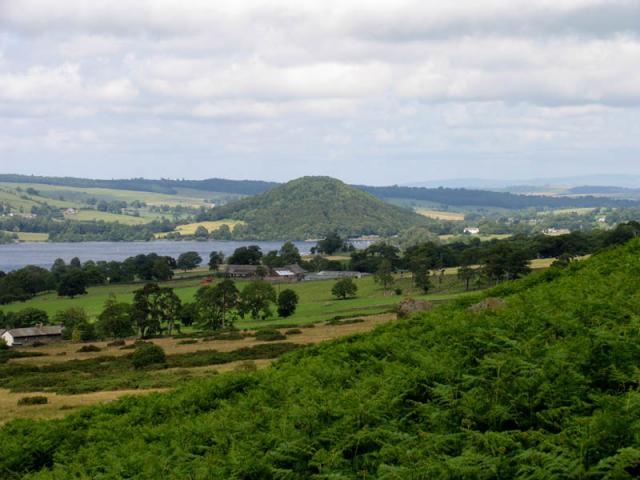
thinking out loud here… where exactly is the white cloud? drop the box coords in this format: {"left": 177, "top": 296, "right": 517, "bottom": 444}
{"left": 0, "top": 0, "right": 638, "bottom": 182}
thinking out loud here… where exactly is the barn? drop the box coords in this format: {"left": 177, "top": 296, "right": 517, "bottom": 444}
{"left": 1, "top": 325, "right": 64, "bottom": 347}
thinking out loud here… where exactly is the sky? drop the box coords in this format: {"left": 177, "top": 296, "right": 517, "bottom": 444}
{"left": 0, "top": 0, "right": 639, "bottom": 186}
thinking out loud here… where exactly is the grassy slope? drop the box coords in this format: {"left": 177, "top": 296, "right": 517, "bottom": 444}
{"left": 2, "top": 240, "right": 640, "bottom": 477}
{"left": 0, "top": 274, "right": 470, "bottom": 328}
{"left": 207, "top": 176, "right": 430, "bottom": 239}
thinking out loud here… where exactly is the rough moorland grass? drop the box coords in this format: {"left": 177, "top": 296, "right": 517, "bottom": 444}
{"left": 0, "top": 342, "right": 299, "bottom": 394}
{"left": 1, "top": 241, "right": 639, "bottom": 478}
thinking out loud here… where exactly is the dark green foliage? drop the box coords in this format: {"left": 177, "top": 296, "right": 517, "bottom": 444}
{"left": 199, "top": 176, "right": 430, "bottom": 239}
{"left": 277, "top": 289, "right": 299, "bottom": 317}
{"left": 130, "top": 343, "right": 166, "bottom": 369}
{"left": 1, "top": 308, "right": 49, "bottom": 329}
{"left": 227, "top": 245, "right": 263, "bottom": 265}
{"left": 96, "top": 295, "right": 134, "bottom": 338}
{"left": 0, "top": 350, "right": 44, "bottom": 364}
{"left": 254, "top": 329, "right": 287, "bottom": 342}
{"left": 77, "top": 345, "right": 101, "bottom": 353}
{"left": 176, "top": 251, "right": 202, "bottom": 271}
{"left": 331, "top": 277, "right": 358, "bottom": 299}
{"left": 208, "top": 251, "right": 225, "bottom": 271}
{"left": 284, "top": 328, "right": 302, "bottom": 335}
{"left": 53, "top": 307, "right": 88, "bottom": 340}
{"left": 314, "top": 231, "right": 348, "bottom": 255}
{"left": 17, "top": 396, "right": 48, "bottom": 406}
{"left": 106, "top": 339, "right": 126, "bottom": 347}
{"left": 5, "top": 241, "right": 640, "bottom": 478}
{"left": 56, "top": 268, "right": 87, "bottom": 298}
{"left": 195, "top": 279, "right": 239, "bottom": 330}
{"left": 132, "top": 284, "right": 181, "bottom": 337}
{"left": 239, "top": 280, "right": 276, "bottom": 320}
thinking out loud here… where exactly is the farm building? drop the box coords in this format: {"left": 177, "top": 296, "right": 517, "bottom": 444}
{"left": 225, "top": 264, "right": 259, "bottom": 278}
{"left": 464, "top": 227, "right": 480, "bottom": 234}
{"left": 270, "top": 264, "right": 307, "bottom": 281}
{"left": 1, "top": 325, "right": 64, "bottom": 347}
{"left": 304, "top": 271, "right": 366, "bottom": 281}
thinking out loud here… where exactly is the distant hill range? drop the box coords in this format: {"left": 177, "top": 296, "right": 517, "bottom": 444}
{"left": 1, "top": 173, "right": 638, "bottom": 210}
{"left": 197, "top": 176, "right": 431, "bottom": 240}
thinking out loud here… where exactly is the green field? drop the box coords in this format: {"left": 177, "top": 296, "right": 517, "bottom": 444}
{"left": 0, "top": 230, "right": 49, "bottom": 242}
{"left": 0, "top": 273, "right": 472, "bottom": 328}
{"left": 64, "top": 209, "right": 151, "bottom": 225}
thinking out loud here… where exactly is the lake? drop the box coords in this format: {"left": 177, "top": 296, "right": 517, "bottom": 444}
{"left": 0, "top": 240, "right": 319, "bottom": 272}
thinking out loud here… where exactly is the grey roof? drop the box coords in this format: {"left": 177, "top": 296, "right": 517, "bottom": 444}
{"left": 284, "top": 264, "right": 306, "bottom": 275}
{"left": 5, "top": 325, "right": 63, "bottom": 338}
{"left": 225, "top": 264, "right": 259, "bottom": 273}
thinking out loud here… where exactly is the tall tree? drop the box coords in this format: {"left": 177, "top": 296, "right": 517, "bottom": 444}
{"left": 208, "top": 251, "right": 225, "bottom": 271}
{"left": 457, "top": 265, "right": 476, "bottom": 291}
{"left": 277, "top": 289, "right": 299, "bottom": 317}
{"left": 132, "top": 284, "right": 181, "bottom": 337}
{"left": 57, "top": 269, "right": 87, "bottom": 298}
{"left": 332, "top": 278, "right": 358, "bottom": 299}
{"left": 176, "top": 251, "right": 202, "bottom": 271}
{"left": 374, "top": 259, "right": 394, "bottom": 293}
{"left": 195, "top": 279, "right": 239, "bottom": 330}
{"left": 239, "top": 280, "right": 277, "bottom": 320}
{"left": 228, "top": 245, "right": 263, "bottom": 265}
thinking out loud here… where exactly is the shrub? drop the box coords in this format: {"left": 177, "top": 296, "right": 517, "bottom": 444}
{"left": 17, "top": 396, "right": 48, "bottom": 406}
{"left": 394, "top": 287, "right": 403, "bottom": 296}
{"left": 234, "top": 360, "right": 258, "bottom": 372}
{"left": 129, "top": 343, "right": 166, "bottom": 369}
{"left": 254, "top": 329, "right": 287, "bottom": 342}
{"left": 331, "top": 278, "right": 358, "bottom": 299}
{"left": 285, "top": 328, "right": 302, "bottom": 335}
{"left": 77, "top": 345, "right": 101, "bottom": 353}
{"left": 177, "top": 339, "right": 198, "bottom": 345}
{"left": 0, "top": 339, "right": 7, "bottom": 350}
{"left": 277, "top": 289, "right": 299, "bottom": 317}
{"left": 106, "top": 339, "right": 126, "bottom": 347}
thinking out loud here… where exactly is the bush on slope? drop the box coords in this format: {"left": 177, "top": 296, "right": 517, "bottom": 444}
{"left": 2, "top": 240, "right": 640, "bottom": 478}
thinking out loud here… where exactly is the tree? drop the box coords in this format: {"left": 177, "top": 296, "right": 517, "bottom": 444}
{"left": 315, "top": 231, "right": 347, "bottom": 255}
{"left": 208, "top": 251, "right": 225, "bottom": 271}
{"left": 57, "top": 269, "right": 87, "bottom": 298}
{"left": 97, "top": 295, "right": 134, "bottom": 338}
{"left": 176, "top": 251, "right": 202, "bottom": 271}
{"left": 228, "top": 245, "right": 263, "bottom": 265}
{"left": 277, "top": 289, "right": 299, "bottom": 317}
{"left": 3, "top": 308, "right": 49, "bottom": 329}
{"left": 194, "top": 225, "right": 209, "bottom": 239}
{"left": 239, "top": 280, "right": 277, "bottom": 320}
{"left": 414, "top": 266, "right": 432, "bottom": 294}
{"left": 457, "top": 265, "right": 476, "bottom": 291}
{"left": 279, "top": 242, "right": 301, "bottom": 265}
{"left": 131, "top": 284, "right": 182, "bottom": 337}
{"left": 551, "top": 253, "right": 575, "bottom": 269}
{"left": 53, "top": 307, "right": 90, "bottom": 340}
{"left": 332, "top": 278, "right": 358, "bottom": 299}
{"left": 179, "top": 302, "right": 199, "bottom": 327}
{"left": 195, "top": 280, "right": 239, "bottom": 330}
{"left": 374, "top": 259, "right": 394, "bottom": 293}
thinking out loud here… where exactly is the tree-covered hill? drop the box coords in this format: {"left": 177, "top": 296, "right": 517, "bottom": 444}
{"left": 3, "top": 174, "right": 636, "bottom": 209}
{"left": 4, "top": 239, "right": 640, "bottom": 478}
{"left": 199, "top": 176, "right": 431, "bottom": 239}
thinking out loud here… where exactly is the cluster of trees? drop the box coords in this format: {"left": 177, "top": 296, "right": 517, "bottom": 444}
{"left": 1, "top": 278, "right": 300, "bottom": 339}
{"left": 0, "top": 253, "right": 179, "bottom": 305}
{"left": 0, "top": 216, "right": 176, "bottom": 242}
{"left": 5, "top": 237, "right": 640, "bottom": 477}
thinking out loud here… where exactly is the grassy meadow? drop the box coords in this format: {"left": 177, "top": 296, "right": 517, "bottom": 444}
{"left": 0, "top": 272, "right": 473, "bottom": 328}
{"left": 415, "top": 208, "right": 465, "bottom": 221}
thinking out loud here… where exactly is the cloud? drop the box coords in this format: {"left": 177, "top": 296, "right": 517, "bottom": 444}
{"left": 0, "top": 0, "right": 638, "bottom": 183}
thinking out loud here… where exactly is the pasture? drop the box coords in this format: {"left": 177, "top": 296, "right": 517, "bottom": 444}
{"left": 0, "top": 273, "right": 472, "bottom": 328}
{"left": 161, "top": 219, "right": 246, "bottom": 237}
{"left": 415, "top": 208, "right": 465, "bottom": 221}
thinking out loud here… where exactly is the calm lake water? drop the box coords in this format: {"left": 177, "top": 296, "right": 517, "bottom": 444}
{"left": 0, "top": 240, "right": 318, "bottom": 272}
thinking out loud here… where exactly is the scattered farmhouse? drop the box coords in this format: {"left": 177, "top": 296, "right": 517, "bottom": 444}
{"left": 304, "top": 271, "right": 366, "bottom": 281}
{"left": 464, "top": 227, "right": 480, "bottom": 235}
{"left": 225, "top": 264, "right": 259, "bottom": 278}
{"left": 1, "top": 325, "right": 64, "bottom": 347}
{"left": 225, "top": 264, "right": 307, "bottom": 281}
{"left": 270, "top": 264, "right": 307, "bottom": 282}
{"left": 64, "top": 208, "right": 78, "bottom": 215}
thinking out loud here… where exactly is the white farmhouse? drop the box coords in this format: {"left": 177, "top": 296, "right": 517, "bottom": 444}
{"left": 1, "top": 325, "right": 63, "bottom": 347}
